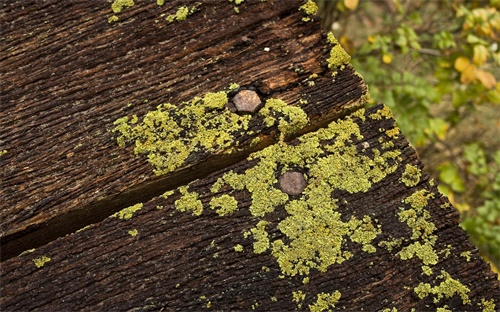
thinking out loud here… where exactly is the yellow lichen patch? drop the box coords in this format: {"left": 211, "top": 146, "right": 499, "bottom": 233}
{"left": 299, "top": 0, "right": 318, "bottom": 22}
{"left": 166, "top": 4, "right": 200, "bottom": 22}
{"left": 369, "top": 105, "right": 394, "bottom": 120}
{"left": 326, "top": 33, "right": 351, "bottom": 74}
{"left": 175, "top": 186, "right": 203, "bottom": 216}
{"left": 413, "top": 270, "right": 471, "bottom": 305}
{"left": 249, "top": 220, "right": 270, "bottom": 254}
{"left": 112, "top": 203, "right": 143, "bottom": 220}
{"left": 113, "top": 89, "right": 252, "bottom": 175}
{"left": 234, "top": 244, "right": 243, "bottom": 252}
{"left": 401, "top": 164, "right": 422, "bottom": 187}
{"left": 209, "top": 194, "right": 239, "bottom": 216}
{"left": 0, "top": 149, "right": 7, "bottom": 157}
{"left": 309, "top": 291, "right": 341, "bottom": 312}
{"left": 206, "top": 108, "right": 399, "bottom": 277}
{"left": 128, "top": 229, "right": 139, "bottom": 237}
{"left": 258, "top": 98, "right": 309, "bottom": 140}
{"left": 111, "top": 0, "right": 134, "bottom": 13}
{"left": 33, "top": 256, "right": 51, "bottom": 268}
{"left": 479, "top": 298, "right": 496, "bottom": 312}
{"left": 460, "top": 251, "right": 471, "bottom": 262}
{"left": 292, "top": 290, "right": 306, "bottom": 309}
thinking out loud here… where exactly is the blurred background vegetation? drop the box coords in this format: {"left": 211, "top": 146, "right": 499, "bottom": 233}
{"left": 314, "top": 0, "right": 499, "bottom": 272}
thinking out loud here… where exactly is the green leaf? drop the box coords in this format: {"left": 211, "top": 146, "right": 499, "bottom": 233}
{"left": 438, "top": 162, "right": 465, "bottom": 192}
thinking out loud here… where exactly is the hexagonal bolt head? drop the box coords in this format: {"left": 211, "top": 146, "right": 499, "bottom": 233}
{"left": 279, "top": 171, "right": 307, "bottom": 196}
{"left": 232, "top": 90, "right": 262, "bottom": 113}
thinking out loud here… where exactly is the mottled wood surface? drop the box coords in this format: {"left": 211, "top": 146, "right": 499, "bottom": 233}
{"left": 2, "top": 106, "right": 499, "bottom": 311}
{"left": 0, "top": 0, "right": 366, "bottom": 259}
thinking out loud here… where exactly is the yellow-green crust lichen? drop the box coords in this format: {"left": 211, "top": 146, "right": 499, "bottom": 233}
{"left": 413, "top": 270, "right": 471, "bottom": 305}
{"left": 299, "top": 0, "right": 318, "bottom": 22}
{"left": 113, "top": 87, "right": 308, "bottom": 175}
{"left": 326, "top": 33, "right": 351, "bottom": 75}
{"left": 401, "top": 164, "right": 421, "bottom": 187}
{"left": 128, "top": 229, "right": 139, "bottom": 237}
{"left": 175, "top": 186, "right": 203, "bottom": 216}
{"left": 309, "top": 291, "right": 341, "bottom": 312}
{"left": 292, "top": 290, "right": 306, "bottom": 309}
{"left": 479, "top": 298, "right": 496, "bottom": 312}
{"left": 33, "top": 256, "right": 51, "bottom": 268}
{"left": 166, "top": 4, "right": 200, "bottom": 22}
{"left": 209, "top": 194, "right": 239, "bottom": 216}
{"left": 111, "top": 0, "right": 134, "bottom": 13}
{"left": 112, "top": 203, "right": 143, "bottom": 220}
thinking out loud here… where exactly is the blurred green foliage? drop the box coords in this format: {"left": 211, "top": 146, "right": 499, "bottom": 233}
{"left": 315, "top": 0, "right": 500, "bottom": 270}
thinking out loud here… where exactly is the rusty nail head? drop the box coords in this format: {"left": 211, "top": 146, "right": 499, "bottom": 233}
{"left": 232, "top": 90, "right": 261, "bottom": 113}
{"left": 279, "top": 171, "right": 307, "bottom": 196}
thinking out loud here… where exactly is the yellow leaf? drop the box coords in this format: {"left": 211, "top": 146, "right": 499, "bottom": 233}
{"left": 460, "top": 63, "right": 477, "bottom": 84}
{"left": 382, "top": 53, "right": 392, "bottom": 64}
{"left": 476, "top": 69, "right": 497, "bottom": 89}
{"left": 344, "top": 0, "right": 359, "bottom": 10}
{"left": 473, "top": 45, "right": 488, "bottom": 66}
{"left": 367, "top": 35, "right": 375, "bottom": 43}
{"left": 454, "top": 56, "right": 470, "bottom": 72}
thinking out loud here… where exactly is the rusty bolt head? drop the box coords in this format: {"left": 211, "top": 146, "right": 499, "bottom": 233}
{"left": 232, "top": 90, "right": 262, "bottom": 114}
{"left": 279, "top": 171, "right": 307, "bottom": 196}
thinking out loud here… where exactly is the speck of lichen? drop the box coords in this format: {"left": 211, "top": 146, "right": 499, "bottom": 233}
{"left": 309, "top": 291, "right": 341, "bottom": 312}
{"left": 479, "top": 298, "right": 496, "bottom": 312}
{"left": 234, "top": 244, "right": 243, "bottom": 252}
{"left": 108, "top": 15, "right": 119, "bottom": 23}
{"left": 112, "top": 203, "right": 143, "bottom": 220}
{"left": 413, "top": 270, "right": 471, "bottom": 305}
{"left": 258, "top": 98, "right": 309, "bottom": 140}
{"left": 292, "top": 290, "right": 306, "bottom": 309}
{"left": 401, "top": 164, "right": 421, "bottom": 187}
{"left": 128, "top": 229, "right": 139, "bottom": 237}
{"left": 460, "top": 251, "right": 471, "bottom": 262}
{"left": 33, "top": 256, "right": 51, "bottom": 268}
{"left": 370, "top": 105, "right": 394, "bottom": 120}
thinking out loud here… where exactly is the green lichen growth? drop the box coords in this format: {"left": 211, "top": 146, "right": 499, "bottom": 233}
{"left": 460, "top": 251, "right": 471, "bottom": 262}
{"left": 370, "top": 105, "right": 394, "bottom": 120}
{"left": 309, "top": 291, "right": 341, "bottom": 312}
{"left": 382, "top": 308, "right": 398, "bottom": 312}
{"left": 401, "top": 164, "right": 422, "bottom": 187}
{"left": 209, "top": 194, "right": 239, "bottom": 216}
{"left": 397, "top": 190, "right": 438, "bottom": 265}
{"left": 0, "top": 150, "right": 7, "bottom": 157}
{"left": 33, "top": 256, "right": 51, "bottom": 268}
{"left": 175, "top": 186, "right": 203, "bottom": 216}
{"left": 259, "top": 98, "right": 309, "bottom": 140}
{"left": 292, "top": 290, "right": 306, "bottom": 309}
{"left": 436, "top": 307, "right": 452, "bottom": 312}
{"left": 113, "top": 89, "right": 252, "bottom": 175}
{"left": 326, "top": 33, "right": 351, "bottom": 74}
{"left": 166, "top": 4, "right": 199, "bottom": 22}
{"left": 128, "top": 229, "right": 139, "bottom": 237}
{"left": 157, "top": 0, "right": 164, "bottom": 5}
{"left": 206, "top": 109, "right": 399, "bottom": 277}
{"left": 479, "top": 298, "right": 496, "bottom": 312}
{"left": 108, "top": 15, "right": 119, "bottom": 23}
{"left": 111, "top": 0, "right": 134, "bottom": 13}
{"left": 234, "top": 244, "right": 243, "bottom": 252}
{"left": 249, "top": 220, "right": 270, "bottom": 254}
{"left": 112, "top": 203, "right": 143, "bottom": 220}
{"left": 299, "top": 0, "right": 318, "bottom": 22}
{"left": 114, "top": 88, "right": 307, "bottom": 175}
{"left": 385, "top": 127, "right": 400, "bottom": 138}
{"left": 414, "top": 270, "right": 471, "bottom": 305}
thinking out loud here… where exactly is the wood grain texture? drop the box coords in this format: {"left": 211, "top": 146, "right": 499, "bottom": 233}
{"left": 2, "top": 105, "right": 498, "bottom": 311}
{"left": 0, "top": 0, "right": 366, "bottom": 259}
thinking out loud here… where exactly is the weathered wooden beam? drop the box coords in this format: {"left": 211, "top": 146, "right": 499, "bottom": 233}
{"left": 2, "top": 105, "right": 498, "bottom": 311}
{"left": 0, "top": 0, "right": 366, "bottom": 260}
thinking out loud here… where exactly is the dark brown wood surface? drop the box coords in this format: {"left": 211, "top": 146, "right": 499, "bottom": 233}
{"left": 2, "top": 105, "right": 499, "bottom": 311}
{"left": 0, "top": 0, "right": 366, "bottom": 260}
{"left": 1, "top": 0, "right": 499, "bottom": 311}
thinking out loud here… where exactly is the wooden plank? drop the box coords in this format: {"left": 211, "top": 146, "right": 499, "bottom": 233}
{"left": 0, "top": 0, "right": 366, "bottom": 259}
{"left": 2, "top": 105, "right": 498, "bottom": 311}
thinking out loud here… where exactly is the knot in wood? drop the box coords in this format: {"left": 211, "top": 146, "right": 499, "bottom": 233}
{"left": 232, "top": 90, "right": 261, "bottom": 113}
{"left": 279, "top": 171, "right": 307, "bottom": 196}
